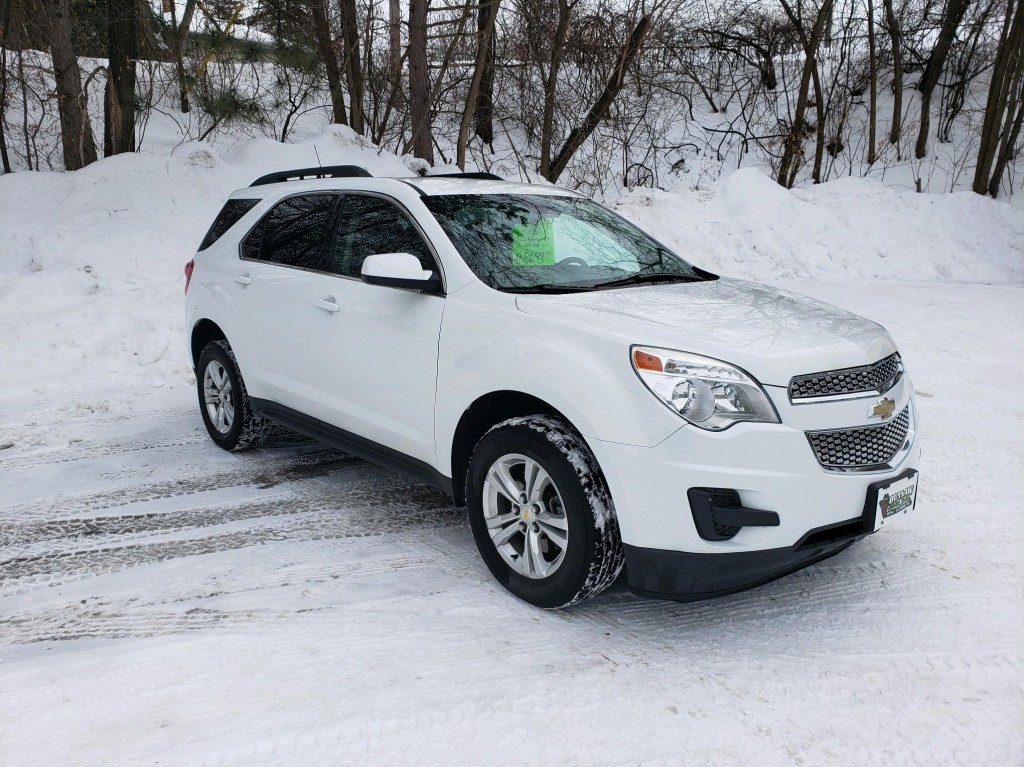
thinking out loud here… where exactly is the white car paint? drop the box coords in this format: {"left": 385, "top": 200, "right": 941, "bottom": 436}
{"left": 186, "top": 173, "right": 920, "bottom": 598}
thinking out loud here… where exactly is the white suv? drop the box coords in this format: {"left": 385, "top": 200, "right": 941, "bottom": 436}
{"left": 185, "top": 165, "right": 920, "bottom": 608}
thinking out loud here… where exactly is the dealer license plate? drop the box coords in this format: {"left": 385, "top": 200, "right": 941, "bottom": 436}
{"left": 873, "top": 472, "right": 918, "bottom": 531}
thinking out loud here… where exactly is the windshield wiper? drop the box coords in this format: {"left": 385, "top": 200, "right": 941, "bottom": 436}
{"left": 592, "top": 273, "right": 705, "bottom": 289}
{"left": 497, "top": 283, "right": 597, "bottom": 294}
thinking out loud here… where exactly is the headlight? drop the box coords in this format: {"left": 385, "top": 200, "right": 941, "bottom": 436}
{"left": 631, "top": 346, "right": 780, "bottom": 431}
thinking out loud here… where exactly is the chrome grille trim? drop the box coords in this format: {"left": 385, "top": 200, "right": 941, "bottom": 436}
{"left": 806, "top": 405, "right": 913, "bottom": 473}
{"left": 789, "top": 353, "right": 902, "bottom": 403}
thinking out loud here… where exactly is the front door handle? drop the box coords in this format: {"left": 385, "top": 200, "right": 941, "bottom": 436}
{"left": 233, "top": 273, "right": 252, "bottom": 286}
{"left": 313, "top": 296, "right": 341, "bottom": 313}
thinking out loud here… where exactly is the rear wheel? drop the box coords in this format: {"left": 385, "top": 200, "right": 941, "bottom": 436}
{"left": 466, "top": 416, "right": 624, "bottom": 608}
{"left": 196, "top": 340, "right": 270, "bottom": 451}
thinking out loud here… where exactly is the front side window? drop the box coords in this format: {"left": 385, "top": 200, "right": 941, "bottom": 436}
{"left": 243, "top": 194, "right": 337, "bottom": 269}
{"left": 330, "top": 194, "right": 434, "bottom": 278}
{"left": 423, "top": 194, "right": 712, "bottom": 292}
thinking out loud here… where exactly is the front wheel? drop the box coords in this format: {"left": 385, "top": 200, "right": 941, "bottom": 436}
{"left": 466, "top": 416, "right": 624, "bottom": 608}
{"left": 196, "top": 340, "right": 270, "bottom": 451}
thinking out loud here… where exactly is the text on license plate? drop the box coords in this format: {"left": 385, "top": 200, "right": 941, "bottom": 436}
{"left": 875, "top": 474, "right": 918, "bottom": 529}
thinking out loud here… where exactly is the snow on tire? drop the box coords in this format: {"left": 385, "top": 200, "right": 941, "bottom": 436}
{"left": 466, "top": 415, "right": 624, "bottom": 608}
{"left": 196, "top": 340, "right": 272, "bottom": 452}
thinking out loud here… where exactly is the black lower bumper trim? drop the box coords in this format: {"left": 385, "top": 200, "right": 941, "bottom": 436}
{"left": 627, "top": 468, "right": 920, "bottom": 602}
{"left": 624, "top": 535, "right": 864, "bottom": 602}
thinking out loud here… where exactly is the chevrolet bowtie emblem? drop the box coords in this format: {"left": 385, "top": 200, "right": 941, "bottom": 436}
{"left": 869, "top": 397, "right": 896, "bottom": 420}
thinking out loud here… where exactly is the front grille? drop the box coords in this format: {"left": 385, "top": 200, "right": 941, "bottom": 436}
{"left": 806, "top": 406, "right": 911, "bottom": 472}
{"left": 790, "top": 353, "right": 902, "bottom": 400}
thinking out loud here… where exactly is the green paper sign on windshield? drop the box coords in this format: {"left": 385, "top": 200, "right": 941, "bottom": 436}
{"left": 512, "top": 218, "right": 555, "bottom": 266}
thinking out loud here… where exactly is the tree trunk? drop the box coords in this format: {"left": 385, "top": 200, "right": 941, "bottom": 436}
{"left": 388, "top": 0, "right": 402, "bottom": 103}
{"left": 106, "top": 0, "right": 138, "bottom": 155}
{"left": 914, "top": 0, "right": 970, "bottom": 159}
{"left": 0, "top": 0, "right": 13, "bottom": 172}
{"left": 777, "top": 0, "right": 834, "bottom": 188}
{"left": 169, "top": 0, "right": 196, "bottom": 113}
{"left": 810, "top": 61, "right": 826, "bottom": 184}
{"left": 867, "top": 0, "right": 877, "bottom": 165}
{"left": 882, "top": 0, "right": 902, "bottom": 148}
{"left": 340, "top": 0, "right": 364, "bottom": 134}
{"left": 311, "top": 0, "right": 348, "bottom": 125}
{"left": 539, "top": 0, "right": 572, "bottom": 178}
{"left": 457, "top": 0, "right": 501, "bottom": 167}
{"left": 545, "top": 12, "right": 653, "bottom": 183}
{"left": 974, "top": 0, "right": 1024, "bottom": 195}
{"left": 44, "top": 0, "right": 98, "bottom": 169}
{"left": 473, "top": 0, "right": 497, "bottom": 145}
{"left": 988, "top": 87, "right": 1024, "bottom": 197}
{"left": 762, "top": 50, "right": 778, "bottom": 90}
{"left": 408, "top": 0, "right": 432, "bottom": 162}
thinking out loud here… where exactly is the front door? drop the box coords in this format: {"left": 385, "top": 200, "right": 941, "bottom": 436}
{"left": 307, "top": 193, "right": 445, "bottom": 466}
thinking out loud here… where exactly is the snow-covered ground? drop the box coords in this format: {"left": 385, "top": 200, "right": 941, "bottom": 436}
{"left": 1, "top": 133, "right": 1022, "bottom": 764}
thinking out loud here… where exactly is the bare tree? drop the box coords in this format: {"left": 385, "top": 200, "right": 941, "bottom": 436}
{"left": 106, "top": 0, "right": 138, "bottom": 155}
{"left": 881, "top": 0, "right": 902, "bottom": 147}
{"left": 914, "top": 0, "right": 970, "bottom": 159}
{"left": 408, "top": 0, "right": 432, "bottom": 161}
{"left": 777, "top": 0, "right": 834, "bottom": 187}
{"left": 544, "top": 9, "right": 654, "bottom": 182}
{"left": 0, "top": 0, "right": 13, "bottom": 172}
{"left": 457, "top": 0, "right": 501, "bottom": 167}
{"left": 43, "top": 0, "right": 98, "bottom": 168}
{"left": 389, "top": 0, "right": 402, "bottom": 73}
{"left": 974, "top": 0, "right": 1024, "bottom": 196}
{"left": 473, "top": 0, "right": 498, "bottom": 146}
{"left": 166, "top": 0, "right": 197, "bottom": 112}
{"left": 538, "top": 0, "right": 577, "bottom": 178}
{"left": 866, "top": 0, "right": 877, "bottom": 165}
{"left": 340, "top": 0, "right": 364, "bottom": 133}
{"left": 311, "top": 0, "right": 348, "bottom": 125}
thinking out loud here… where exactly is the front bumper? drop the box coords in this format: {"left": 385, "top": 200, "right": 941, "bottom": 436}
{"left": 625, "top": 467, "right": 918, "bottom": 600}
{"left": 586, "top": 382, "right": 920, "bottom": 600}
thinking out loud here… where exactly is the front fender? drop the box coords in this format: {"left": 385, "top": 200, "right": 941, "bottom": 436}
{"left": 434, "top": 283, "right": 683, "bottom": 476}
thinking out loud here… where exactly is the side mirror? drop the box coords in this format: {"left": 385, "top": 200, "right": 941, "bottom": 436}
{"left": 360, "top": 253, "right": 441, "bottom": 292}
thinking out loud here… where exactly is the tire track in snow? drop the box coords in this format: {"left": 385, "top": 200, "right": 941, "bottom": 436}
{"left": 1, "top": 552, "right": 438, "bottom": 645}
{"left": 0, "top": 448, "right": 363, "bottom": 524}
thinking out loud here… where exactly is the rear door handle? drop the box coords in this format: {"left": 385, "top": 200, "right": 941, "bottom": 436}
{"left": 233, "top": 273, "right": 252, "bottom": 286}
{"left": 313, "top": 297, "right": 340, "bottom": 313}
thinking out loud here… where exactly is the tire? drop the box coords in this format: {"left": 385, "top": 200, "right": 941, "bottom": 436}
{"left": 196, "top": 340, "right": 271, "bottom": 451}
{"left": 466, "top": 415, "right": 624, "bottom": 608}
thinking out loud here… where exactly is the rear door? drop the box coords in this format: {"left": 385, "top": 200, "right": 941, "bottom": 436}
{"left": 230, "top": 193, "right": 339, "bottom": 413}
{"left": 306, "top": 193, "right": 445, "bottom": 466}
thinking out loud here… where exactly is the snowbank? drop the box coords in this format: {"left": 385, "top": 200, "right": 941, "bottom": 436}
{"left": 0, "top": 128, "right": 415, "bottom": 440}
{"left": 613, "top": 168, "right": 1024, "bottom": 283}
{"left": 0, "top": 134, "right": 1020, "bottom": 442}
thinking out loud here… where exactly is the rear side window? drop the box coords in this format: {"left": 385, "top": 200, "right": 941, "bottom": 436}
{"left": 330, "top": 194, "right": 434, "bottom": 278}
{"left": 242, "top": 194, "right": 337, "bottom": 269}
{"left": 198, "top": 199, "right": 259, "bottom": 251}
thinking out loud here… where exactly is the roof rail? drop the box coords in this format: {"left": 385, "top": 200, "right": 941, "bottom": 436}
{"left": 250, "top": 165, "right": 372, "bottom": 187}
{"left": 428, "top": 171, "right": 504, "bottom": 181}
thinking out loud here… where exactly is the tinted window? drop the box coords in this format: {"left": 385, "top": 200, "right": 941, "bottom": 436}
{"left": 423, "top": 194, "right": 706, "bottom": 291}
{"left": 242, "top": 217, "right": 266, "bottom": 261}
{"left": 198, "top": 198, "right": 259, "bottom": 251}
{"left": 330, "top": 195, "right": 434, "bottom": 278}
{"left": 245, "top": 194, "right": 337, "bottom": 269}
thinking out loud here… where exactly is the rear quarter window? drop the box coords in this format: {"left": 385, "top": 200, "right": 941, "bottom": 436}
{"left": 198, "top": 199, "right": 260, "bottom": 251}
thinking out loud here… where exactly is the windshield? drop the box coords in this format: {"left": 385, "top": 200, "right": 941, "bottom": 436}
{"left": 422, "top": 194, "right": 714, "bottom": 292}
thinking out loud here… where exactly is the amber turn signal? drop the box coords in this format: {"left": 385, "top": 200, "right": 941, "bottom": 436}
{"left": 633, "top": 350, "right": 663, "bottom": 372}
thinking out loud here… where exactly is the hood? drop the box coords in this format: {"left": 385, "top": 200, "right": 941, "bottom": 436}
{"left": 515, "top": 277, "right": 896, "bottom": 387}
